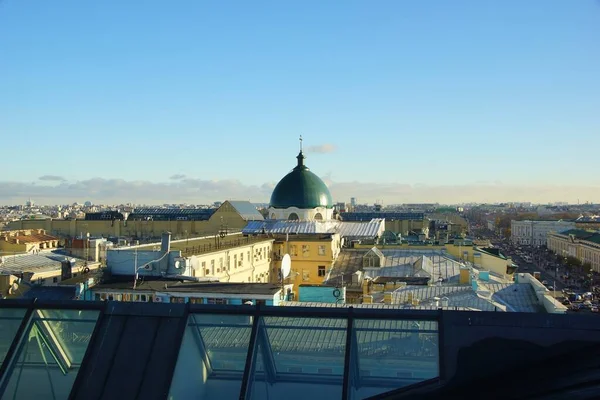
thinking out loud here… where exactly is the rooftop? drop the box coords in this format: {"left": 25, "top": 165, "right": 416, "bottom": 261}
{"left": 328, "top": 249, "right": 464, "bottom": 284}
{"left": 128, "top": 233, "right": 273, "bottom": 257}
{"left": 557, "top": 229, "right": 600, "bottom": 244}
{"left": 243, "top": 219, "right": 385, "bottom": 238}
{"left": 94, "top": 279, "right": 283, "bottom": 295}
{"left": 0, "top": 300, "right": 598, "bottom": 400}
{"left": 340, "top": 212, "right": 425, "bottom": 221}
{"left": 0, "top": 251, "right": 88, "bottom": 275}
{"left": 391, "top": 282, "right": 542, "bottom": 313}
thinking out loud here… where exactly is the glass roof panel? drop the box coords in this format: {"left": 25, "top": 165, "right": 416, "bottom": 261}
{"left": 262, "top": 316, "right": 347, "bottom": 376}
{"left": 352, "top": 319, "right": 439, "bottom": 399}
{"left": 249, "top": 316, "right": 347, "bottom": 400}
{"left": 169, "top": 314, "right": 253, "bottom": 400}
{"left": 0, "top": 308, "right": 27, "bottom": 369}
{"left": 0, "top": 308, "right": 99, "bottom": 400}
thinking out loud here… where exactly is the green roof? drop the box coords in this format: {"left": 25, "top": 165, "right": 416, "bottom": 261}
{"left": 269, "top": 151, "right": 333, "bottom": 209}
{"left": 559, "top": 229, "right": 600, "bottom": 244}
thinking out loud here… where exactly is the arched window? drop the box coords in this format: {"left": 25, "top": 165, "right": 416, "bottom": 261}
{"left": 314, "top": 213, "right": 323, "bottom": 221}
{"left": 288, "top": 213, "right": 299, "bottom": 221}
{"left": 271, "top": 213, "right": 276, "bottom": 220}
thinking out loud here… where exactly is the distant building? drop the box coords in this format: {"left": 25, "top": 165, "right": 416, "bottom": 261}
{"left": 0, "top": 229, "right": 59, "bottom": 253}
{"left": 574, "top": 215, "right": 600, "bottom": 230}
{"left": 547, "top": 229, "right": 600, "bottom": 272}
{"left": 107, "top": 232, "right": 274, "bottom": 285}
{"left": 511, "top": 220, "right": 576, "bottom": 246}
{"left": 7, "top": 200, "right": 264, "bottom": 240}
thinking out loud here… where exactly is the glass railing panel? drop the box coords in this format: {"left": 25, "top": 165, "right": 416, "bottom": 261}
{"left": 168, "top": 314, "right": 253, "bottom": 400}
{"left": 0, "top": 309, "right": 99, "bottom": 400}
{"left": 352, "top": 319, "right": 439, "bottom": 399}
{"left": 0, "top": 308, "right": 27, "bottom": 368}
{"left": 250, "top": 316, "right": 347, "bottom": 400}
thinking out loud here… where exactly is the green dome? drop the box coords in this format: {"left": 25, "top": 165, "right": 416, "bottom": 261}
{"left": 270, "top": 152, "right": 333, "bottom": 209}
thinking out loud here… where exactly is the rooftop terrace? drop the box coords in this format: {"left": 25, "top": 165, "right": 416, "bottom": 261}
{"left": 0, "top": 300, "right": 599, "bottom": 399}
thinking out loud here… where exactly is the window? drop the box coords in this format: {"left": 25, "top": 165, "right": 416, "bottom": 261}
{"left": 53, "top": 277, "right": 58, "bottom": 283}
{"left": 314, "top": 212, "right": 323, "bottom": 220}
{"left": 247, "top": 251, "right": 250, "bottom": 262}
{"left": 170, "top": 297, "right": 185, "bottom": 304}
{"left": 206, "top": 298, "right": 227, "bottom": 305}
{"left": 189, "top": 298, "right": 203, "bottom": 304}
{"left": 318, "top": 266, "right": 326, "bottom": 277}
{"left": 288, "top": 212, "right": 299, "bottom": 220}
{"left": 290, "top": 245, "right": 298, "bottom": 256}
{"left": 211, "top": 260, "right": 215, "bottom": 275}
{"left": 234, "top": 254, "right": 237, "bottom": 269}
{"left": 302, "top": 245, "right": 310, "bottom": 258}
{"left": 219, "top": 258, "right": 223, "bottom": 272}
{"left": 318, "top": 245, "right": 326, "bottom": 256}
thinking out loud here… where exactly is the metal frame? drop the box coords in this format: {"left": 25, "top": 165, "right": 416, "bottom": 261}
{"left": 0, "top": 299, "right": 443, "bottom": 400}
{"left": 68, "top": 302, "right": 108, "bottom": 400}
{"left": 239, "top": 307, "right": 261, "bottom": 399}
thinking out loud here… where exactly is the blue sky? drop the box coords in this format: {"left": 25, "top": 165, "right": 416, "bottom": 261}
{"left": 0, "top": 0, "right": 599, "bottom": 204}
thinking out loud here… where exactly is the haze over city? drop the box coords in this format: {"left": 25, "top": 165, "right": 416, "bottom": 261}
{"left": 1, "top": 0, "right": 599, "bottom": 204}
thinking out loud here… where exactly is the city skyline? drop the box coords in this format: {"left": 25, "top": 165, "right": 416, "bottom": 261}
{"left": 1, "top": 1, "right": 599, "bottom": 204}
{"left": 0, "top": 176, "right": 598, "bottom": 206}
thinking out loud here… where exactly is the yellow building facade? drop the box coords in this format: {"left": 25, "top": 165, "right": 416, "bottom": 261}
{"left": 0, "top": 229, "right": 59, "bottom": 253}
{"left": 270, "top": 234, "right": 342, "bottom": 295}
{"left": 547, "top": 230, "right": 600, "bottom": 273}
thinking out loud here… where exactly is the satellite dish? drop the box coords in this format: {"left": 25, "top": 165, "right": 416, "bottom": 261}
{"left": 281, "top": 254, "right": 291, "bottom": 279}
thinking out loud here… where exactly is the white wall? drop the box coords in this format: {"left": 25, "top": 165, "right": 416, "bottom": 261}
{"left": 188, "top": 240, "right": 273, "bottom": 283}
{"left": 511, "top": 220, "right": 575, "bottom": 246}
{"left": 516, "top": 273, "right": 567, "bottom": 314}
{"left": 268, "top": 206, "right": 334, "bottom": 221}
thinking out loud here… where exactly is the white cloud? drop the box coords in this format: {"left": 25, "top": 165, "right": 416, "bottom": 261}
{"left": 305, "top": 143, "right": 337, "bottom": 154}
{"left": 0, "top": 177, "right": 598, "bottom": 205}
{"left": 39, "top": 175, "right": 66, "bottom": 182}
{"left": 170, "top": 174, "right": 186, "bottom": 180}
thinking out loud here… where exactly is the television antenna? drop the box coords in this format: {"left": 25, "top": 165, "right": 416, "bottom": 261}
{"left": 281, "top": 254, "right": 291, "bottom": 279}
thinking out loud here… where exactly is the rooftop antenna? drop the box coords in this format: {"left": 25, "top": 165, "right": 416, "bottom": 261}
{"left": 299, "top": 135, "right": 303, "bottom": 152}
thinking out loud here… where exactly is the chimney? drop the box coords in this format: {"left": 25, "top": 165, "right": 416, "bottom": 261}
{"left": 161, "top": 232, "right": 171, "bottom": 253}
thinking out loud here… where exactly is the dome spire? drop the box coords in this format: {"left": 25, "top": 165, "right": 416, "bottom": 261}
{"left": 296, "top": 135, "right": 306, "bottom": 169}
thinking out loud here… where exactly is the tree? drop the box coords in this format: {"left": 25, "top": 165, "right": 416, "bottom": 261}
{"left": 583, "top": 262, "right": 593, "bottom": 275}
